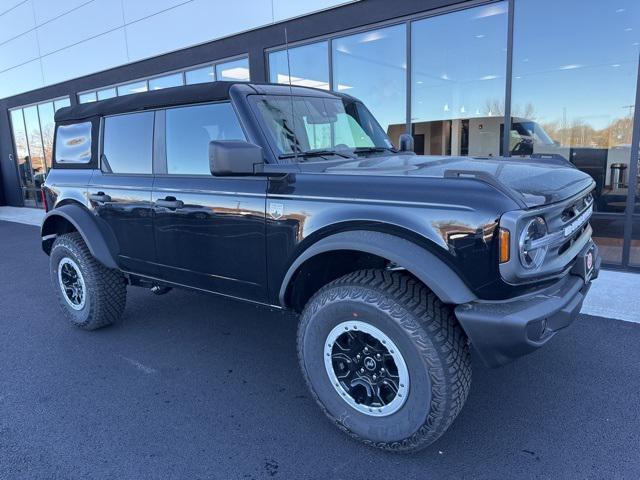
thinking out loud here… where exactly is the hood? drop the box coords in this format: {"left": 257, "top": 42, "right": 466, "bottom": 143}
{"left": 312, "top": 154, "right": 595, "bottom": 208}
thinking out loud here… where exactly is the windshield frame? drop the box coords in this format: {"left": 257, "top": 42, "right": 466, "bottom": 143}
{"left": 247, "top": 93, "right": 394, "bottom": 162}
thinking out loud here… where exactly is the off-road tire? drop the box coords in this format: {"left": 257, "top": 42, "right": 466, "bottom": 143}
{"left": 50, "top": 232, "right": 126, "bottom": 330}
{"left": 297, "top": 269, "right": 471, "bottom": 453}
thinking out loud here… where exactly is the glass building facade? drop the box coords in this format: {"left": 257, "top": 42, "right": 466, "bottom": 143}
{"left": 266, "top": 0, "right": 640, "bottom": 268}
{"left": 2, "top": 0, "right": 639, "bottom": 269}
{"left": 9, "top": 97, "right": 71, "bottom": 207}
{"left": 77, "top": 57, "right": 250, "bottom": 103}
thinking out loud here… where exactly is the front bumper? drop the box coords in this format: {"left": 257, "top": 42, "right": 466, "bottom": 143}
{"left": 455, "top": 242, "right": 601, "bottom": 368}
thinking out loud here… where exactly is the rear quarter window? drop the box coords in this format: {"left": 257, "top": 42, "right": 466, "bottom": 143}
{"left": 55, "top": 122, "right": 92, "bottom": 164}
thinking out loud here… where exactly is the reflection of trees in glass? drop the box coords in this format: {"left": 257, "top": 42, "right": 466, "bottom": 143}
{"left": 485, "top": 98, "right": 536, "bottom": 119}
{"left": 13, "top": 134, "right": 28, "bottom": 162}
{"left": 27, "top": 126, "right": 46, "bottom": 174}
{"left": 540, "top": 114, "right": 633, "bottom": 149}
{"left": 508, "top": 98, "right": 633, "bottom": 149}
{"left": 41, "top": 123, "right": 54, "bottom": 167}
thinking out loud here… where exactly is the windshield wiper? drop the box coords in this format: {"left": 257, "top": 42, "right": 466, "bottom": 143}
{"left": 352, "top": 146, "right": 397, "bottom": 155}
{"left": 279, "top": 149, "right": 355, "bottom": 160}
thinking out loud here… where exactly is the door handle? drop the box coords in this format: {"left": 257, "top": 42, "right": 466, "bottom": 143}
{"left": 155, "top": 197, "right": 184, "bottom": 209}
{"left": 89, "top": 192, "right": 111, "bottom": 203}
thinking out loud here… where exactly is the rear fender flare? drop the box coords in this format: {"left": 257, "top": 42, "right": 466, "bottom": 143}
{"left": 41, "top": 204, "right": 119, "bottom": 269}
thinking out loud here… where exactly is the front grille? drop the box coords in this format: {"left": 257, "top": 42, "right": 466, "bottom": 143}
{"left": 558, "top": 223, "right": 589, "bottom": 256}
{"left": 527, "top": 191, "right": 594, "bottom": 280}
{"left": 561, "top": 192, "right": 593, "bottom": 223}
{"left": 499, "top": 188, "right": 595, "bottom": 284}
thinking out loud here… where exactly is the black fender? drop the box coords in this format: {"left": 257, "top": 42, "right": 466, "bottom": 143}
{"left": 41, "top": 204, "right": 119, "bottom": 269}
{"left": 278, "top": 230, "right": 477, "bottom": 307}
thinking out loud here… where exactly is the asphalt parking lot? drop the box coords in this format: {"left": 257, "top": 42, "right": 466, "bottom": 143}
{"left": 1, "top": 220, "right": 639, "bottom": 479}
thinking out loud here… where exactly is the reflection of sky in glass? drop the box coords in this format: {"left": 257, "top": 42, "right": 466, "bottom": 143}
{"left": 10, "top": 109, "right": 28, "bottom": 164}
{"left": 117, "top": 80, "right": 148, "bottom": 96}
{"left": 411, "top": 2, "right": 508, "bottom": 122}
{"left": 54, "top": 98, "right": 71, "bottom": 111}
{"left": 269, "top": 42, "right": 330, "bottom": 89}
{"left": 97, "top": 88, "right": 117, "bottom": 100}
{"left": 149, "top": 73, "right": 183, "bottom": 90}
{"left": 185, "top": 66, "right": 214, "bottom": 85}
{"left": 216, "top": 58, "right": 251, "bottom": 81}
{"left": 512, "top": 0, "right": 640, "bottom": 132}
{"left": 332, "top": 24, "right": 406, "bottom": 134}
{"left": 79, "top": 92, "right": 97, "bottom": 104}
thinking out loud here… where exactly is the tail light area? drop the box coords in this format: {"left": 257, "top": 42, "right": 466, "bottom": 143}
{"left": 41, "top": 188, "right": 49, "bottom": 212}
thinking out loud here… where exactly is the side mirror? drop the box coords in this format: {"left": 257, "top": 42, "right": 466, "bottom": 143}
{"left": 209, "top": 140, "right": 263, "bottom": 176}
{"left": 399, "top": 133, "right": 414, "bottom": 153}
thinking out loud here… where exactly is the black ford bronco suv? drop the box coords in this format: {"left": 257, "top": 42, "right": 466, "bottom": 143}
{"left": 42, "top": 81, "right": 600, "bottom": 452}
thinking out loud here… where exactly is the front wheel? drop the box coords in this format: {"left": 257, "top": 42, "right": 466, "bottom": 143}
{"left": 50, "top": 232, "right": 126, "bottom": 330}
{"left": 297, "top": 269, "right": 471, "bottom": 452}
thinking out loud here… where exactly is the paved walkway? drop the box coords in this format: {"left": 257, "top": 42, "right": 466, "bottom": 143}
{"left": 0, "top": 206, "right": 44, "bottom": 226}
{"left": 1, "top": 206, "right": 637, "bottom": 323}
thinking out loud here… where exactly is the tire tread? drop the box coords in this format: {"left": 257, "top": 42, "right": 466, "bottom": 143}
{"left": 50, "top": 232, "right": 126, "bottom": 330}
{"left": 297, "top": 268, "right": 471, "bottom": 452}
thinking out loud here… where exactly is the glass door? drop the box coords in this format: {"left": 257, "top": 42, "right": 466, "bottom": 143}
{"left": 8, "top": 98, "right": 70, "bottom": 208}
{"left": 9, "top": 109, "right": 38, "bottom": 207}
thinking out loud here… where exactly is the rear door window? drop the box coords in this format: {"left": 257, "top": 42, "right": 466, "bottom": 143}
{"left": 102, "top": 112, "right": 154, "bottom": 174}
{"left": 165, "top": 103, "right": 245, "bottom": 175}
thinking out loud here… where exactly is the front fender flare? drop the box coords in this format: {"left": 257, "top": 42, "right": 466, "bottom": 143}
{"left": 279, "top": 230, "right": 477, "bottom": 307}
{"left": 41, "top": 204, "right": 119, "bottom": 269}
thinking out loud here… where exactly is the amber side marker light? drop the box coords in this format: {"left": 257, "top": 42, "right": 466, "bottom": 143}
{"left": 499, "top": 228, "right": 510, "bottom": 263}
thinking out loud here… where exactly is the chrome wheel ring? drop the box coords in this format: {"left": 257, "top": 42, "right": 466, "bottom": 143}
{"left": 324, "top": 320, "right": 409, "bottom": 417}
{"left": 57, "top": 257, "right": 86, "bottom": 311}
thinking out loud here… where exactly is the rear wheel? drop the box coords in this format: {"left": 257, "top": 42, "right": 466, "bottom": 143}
{"left": 297, "top": 269, "right": 471, "bottom": 452}
{"left": 50, "top": 232, "right": 126, "bottom": 330}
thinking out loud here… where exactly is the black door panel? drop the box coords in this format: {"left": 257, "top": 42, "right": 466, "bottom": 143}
{"left": 152, "top": 176, "right": 268, "bottom": 302}
{"left": 89, "top": 171, "right": 156, "bottom": 275}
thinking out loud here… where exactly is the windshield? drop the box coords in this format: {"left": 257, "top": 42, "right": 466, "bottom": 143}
{"left": 513, "top": 121, "right": 555, "bottom": 146}
{"left": 252, "top": 94, "right": 394, "bottom": 158}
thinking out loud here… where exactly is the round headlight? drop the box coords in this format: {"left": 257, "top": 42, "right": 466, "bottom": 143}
{"left": 519, "top": 216, "right": 548, "bottom": 269}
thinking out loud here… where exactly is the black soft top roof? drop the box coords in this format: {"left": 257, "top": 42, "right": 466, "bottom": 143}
{"left": 55, "top": 81, "right": 347, "bottom": 123}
